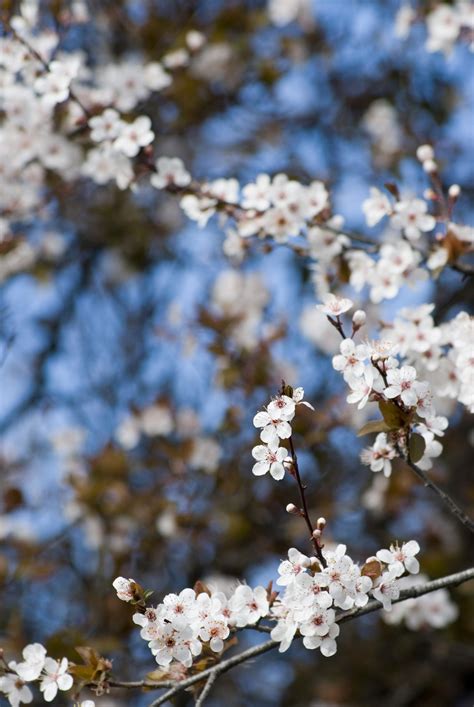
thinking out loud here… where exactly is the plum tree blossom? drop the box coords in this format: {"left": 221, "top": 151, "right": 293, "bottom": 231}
{"left": 332, "top": 338, "right": 369, "bottom": 381}
{"left": 276, "top": 547, "right": 314, "bottom": 586}
{"left": 384, "top": 365, "right": 419, "bottom": 406}
{"left": 251, "top": 441, "right": 287, "bottom": 479}
{"left": 0, "top": 673, "right": 33, "bottom": 707}
{"left": 151, "top": 157, "right": 192, "bottom": 189}
{"left": 113, "top": 116, "right": 154, "bottom": 157}
{"left": 391, "top": 198, "right": 436, "bottom": 241}
{"left": 11, "top": 645, "right": 47, "bottom": 682}
{"left": 112, "top": 576, "right": 137, "bottom": 602}
{"left": 88, "top": 109, "right": 122, "bottom": 142}
{"left": 0, "top": 3, "right": 473, "bottom": 705}
{"left": 362, "top": 187, "right": 392, "bottom": 227}
{"left": 376, "top": 541, "right": 421, "bottom": 577}
{"left": 317, "top": 293, "right": 354, "bottom": 317}
{"left": 360, "top": 434, "right": 397, "bottom": 478}
{"left": 39, "top": 658, "right": 73, "bottom": 702}
{"left": 372, "top": 569, "right": 401, "bottom": 611}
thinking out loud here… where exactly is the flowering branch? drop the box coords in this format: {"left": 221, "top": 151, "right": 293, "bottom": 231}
{"left": 323, "top": 298, "right": 474, "bottom": 535}
{"left": 91, "top": 567, "right": 473, "bottom": 707}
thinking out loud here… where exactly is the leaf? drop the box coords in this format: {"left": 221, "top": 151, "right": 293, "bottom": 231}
{"left": 75, "top": 646, "right": 99, "bottom": 666}
{"left": 68, "top": 664, "right": 96, "bottom": 681}
{"left": 357, "top": 419, "right": 391, "bottom": 437}
{"left": 146, "top": 668, "right": 171, "bottom": 682}
{"left": 409, "top": 433, "right": 426, "bottom": 463}
{"left": 378, "top": 401, "right": 407, "bottom": 429}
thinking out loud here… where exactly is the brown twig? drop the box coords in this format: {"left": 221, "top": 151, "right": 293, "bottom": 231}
{"left": 288, "top": 435, "right": 327, "bottom": 568}
{"left": 401, "top": 449, "right": 474, "bottom": 535}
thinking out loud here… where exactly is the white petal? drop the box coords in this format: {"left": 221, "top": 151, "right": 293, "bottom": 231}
{"left": 252, "top": 460, "right": 269, "bottom": 476}
{"left": 270, "top": 462, "right": 285, "bottom": 480}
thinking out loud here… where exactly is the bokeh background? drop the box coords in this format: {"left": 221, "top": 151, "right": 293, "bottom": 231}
{"left": 1, "top": 1, "right": 473, "bottom": 705}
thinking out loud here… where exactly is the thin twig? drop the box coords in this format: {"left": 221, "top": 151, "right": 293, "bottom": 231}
{"left": 401, "top": 451, "right": 474, "bottom": 534}
{"left": 195, "top": 671, "right": 218, "bottom": 706}
{"left": 288, "top": 435, "right": 327, "bottom": 568}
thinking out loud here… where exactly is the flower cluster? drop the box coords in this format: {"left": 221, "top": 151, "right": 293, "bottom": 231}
{"left": 271, "top": 545, "right": 372, "bottom": 656}
{"left": 114, "top": 577, "right": 269, "bottom": 668}
{"left": 0, "top": 643, "right": 73, "bottom": 705}
{"left": 174, "top": 148, "right": 471, "bottom": 308}
{"left": 0, "top": 3, "right": 209, "bottom": 242}
{"left": 113, "top": 541, "right": 437, "bottom": 672}
{"left": 320, "top": 294, "right": 450, "bottom": 476}
{"left": 382, "top": 306, "right": 474, "bottom": 414}
{"left": 252, "top": 387, "right": 313, "bottom": 480}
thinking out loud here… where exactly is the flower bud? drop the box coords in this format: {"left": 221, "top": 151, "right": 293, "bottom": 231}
{"left": 352, "top": 310, "right": 366, "bottom": 328}
{"left": 286, "top": 503, "right": 298, "bottom": 514}
{"left": 448, "top": 184, "right": 461, "bottom": 198}
{"left": 317, "top": 517, "right": 326, "bottom": 529}
{"left": 312, "top": 528, "right": 322, "bottom": 539}
{"left": 423, "top": 188, "right": 436, "bottom": 200}
{"left": 423, "top": 159, "right": 437, "bottom": 174}
{"left": 416, "top": 144, "right": 434, "bottom": 162}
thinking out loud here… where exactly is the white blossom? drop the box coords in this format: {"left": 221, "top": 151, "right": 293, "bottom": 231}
{"left": 12, "top": 644, "right": 46, "bottom": 682}
{"left": 251, "top": 441, "right": 287, "bottom": 479}
{"left": 113, "top": 116, "right": 154, "bottom": 157}
{"left": 372, "top": 569, "right": 401, "bottom": 611}
{"left": 112, "top": 576, "right": 137, "bottom": 602}
{"left": 39, "top": 657, "right": 73, "bottom": 702}
{"left": 391, "top": 198, "right": 436, "bottom": 241}
{"left": 362, "top": 187, "right": 391, "bottom": 227}
{"left": 376, "top": 540, "right": 420, "bottom": 577}
{"left": 151, "top": 157, "right": 191, "bottom": 189}
{"left": 360, "top": 433, "right": 397, "bottom": 478}
{"left": 0, "top": 674, "right": 33, "bottom": 707}
{"left": 384, "top": 365, "right": 418, "bottom": 406}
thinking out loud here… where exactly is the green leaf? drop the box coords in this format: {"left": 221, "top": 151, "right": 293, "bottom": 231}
{"left": 379, "top": 401, "right": 407, "bottom": 429}
{"left": 357, "top": 419, "right": 391, "bottom": 437}
{"left": 409, "top": 433, "right": 426, "bottom": 463}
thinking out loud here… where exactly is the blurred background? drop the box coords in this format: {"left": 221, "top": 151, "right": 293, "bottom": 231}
{"left": 0, "top": 1, "right": 473, "bottom": 705}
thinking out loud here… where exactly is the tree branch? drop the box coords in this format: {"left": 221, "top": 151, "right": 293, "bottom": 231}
{"left": 94, "top": 567, "right": 474, "bottom": 706}
{"left": 195, "top": 671, "right": 218, "bottom": 706}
